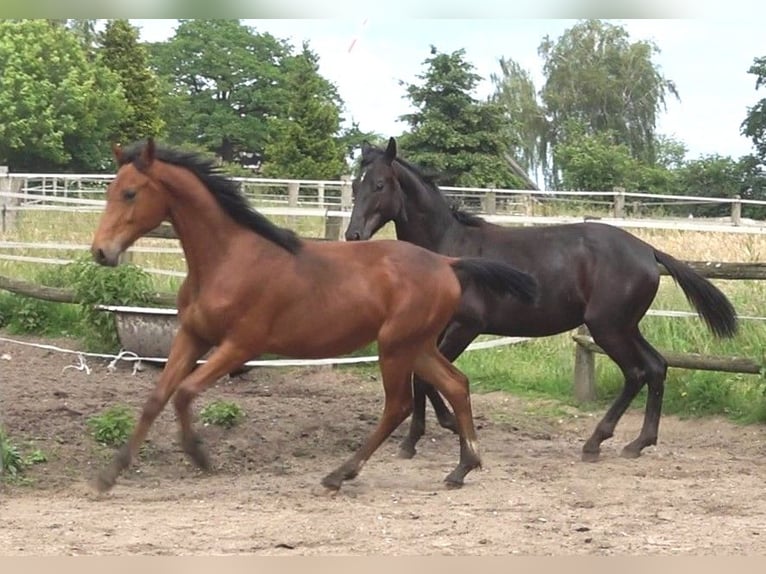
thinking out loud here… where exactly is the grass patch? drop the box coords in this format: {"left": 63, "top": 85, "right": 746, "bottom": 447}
{"left": 200, "top": 400, "right": 245, "bottom": 429}
{"left": 0, "top": 429, "right": 48, "bottom": 482}
{"left": 87, "top": 405, "right": 135, "bottom": 447}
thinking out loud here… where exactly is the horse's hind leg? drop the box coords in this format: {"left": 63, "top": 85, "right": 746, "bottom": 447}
{"left": 399, "top": 322, "right": 477, "bottom": 459}
{"left": 620, "top": 334, "right": 667, "bottom": 458}
{"left": 581, "top": 324, "right": 657, "bottom": 462}
{"left": 413, "top": 346, "right": 481, "bottom": 488}
{"left": 172, "top": 341, "right": 254, "bottom": 469}
{"left": 322, "top": 348, "right": 415, "bottom": 491}
{"left": 94, "top": 328, "right": 210, "bottom": 493}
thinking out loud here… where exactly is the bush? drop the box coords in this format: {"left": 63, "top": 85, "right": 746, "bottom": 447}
{"left": 0, "top": 429, "right": 24, "bottom": 479}
{"left": 63, "top": 255, "right": 155, "bottom": 352}
{"left": 87, "top": 405, "right": 135, "bottom": 447}
{"left": 200, "top": 400, "right": 245, "bottom": 429}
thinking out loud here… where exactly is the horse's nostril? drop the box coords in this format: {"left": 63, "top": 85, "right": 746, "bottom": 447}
{"left": 93, "top": 247, "right": 106, "bottom": 264}
{"left": 348, "top": 231, "right": 361, "bottom": 241}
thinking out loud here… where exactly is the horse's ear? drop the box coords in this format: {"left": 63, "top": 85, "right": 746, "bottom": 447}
{"left": 383, "top": 137, "right": 397, "bottom": 165}
{"left": 141, "top": 138, "right": 156, "bottom": 167}
{"left": 361, "top": 140, "right": 372, "bottom": 153}
{"left": 112, "top": 143, "right": 123, "bottom": 165}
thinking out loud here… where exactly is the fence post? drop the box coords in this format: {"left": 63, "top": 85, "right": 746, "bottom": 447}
{"left": 483, "top": 190, "right": 497, "bottom": 215}
{"left": 324, "top": 176, "right": 352, "bottom": 241}
{"left": 522, "top": 193, "right": 534, "bottom": 216}
{"left": 317, "top": 182, "right": 325, "bottom": 208}
{"left": 731, "top": 194, "right": 742, "bottom": 226}
{"left": 573, "top": 324, "right": 596, "bottom": 403}
{"left": 287, "top": 181, "right": 299, "bottom": 228}
{"left": 0, "top": 166, "right": 21, "bottom": 233}
{"left": 613, "top": 187, "right": 625, "bottom": 218}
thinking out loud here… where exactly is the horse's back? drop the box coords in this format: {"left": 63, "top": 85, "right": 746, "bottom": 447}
{"left": 477, "top": 221, "right": 659, "bottom": 276}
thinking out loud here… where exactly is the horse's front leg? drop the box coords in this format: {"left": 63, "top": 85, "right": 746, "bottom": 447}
{"left": 171, "top": 340, "right": 254, "bottom": 470}
{"left": 94, "top": 327, "right": 210, "bottom": 493}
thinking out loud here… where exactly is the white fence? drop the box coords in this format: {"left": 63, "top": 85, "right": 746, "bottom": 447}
{"left": 3, "top": 172, "right": 766, "bottom": 278}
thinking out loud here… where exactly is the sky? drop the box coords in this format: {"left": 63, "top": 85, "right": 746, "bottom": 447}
{"left": 131, "top": 18, "right": 763, "bottom": 169}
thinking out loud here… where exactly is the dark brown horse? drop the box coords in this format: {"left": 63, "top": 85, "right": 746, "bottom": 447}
{"left": 89, "top": 139, "right": 539, "bottom": 492}
{"left": 345, "top": 137, "right": 738, "bottom": 462}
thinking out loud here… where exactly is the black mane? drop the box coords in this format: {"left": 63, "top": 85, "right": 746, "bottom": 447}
{"left": 359, "top": 145, "right": 486, "bottom": 229}
{"left": 119, "top": 142, "right": 302, "bottom": 254}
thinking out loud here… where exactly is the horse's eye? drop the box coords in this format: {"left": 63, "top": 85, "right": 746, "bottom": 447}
{"left": 123, "top": 189, "right": 137, "bottom": 201}
{"left": 375, "top": 179, "right": 384, "bottom": 191}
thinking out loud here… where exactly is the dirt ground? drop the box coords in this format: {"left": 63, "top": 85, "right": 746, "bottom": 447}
{"left": 1, "top": 332, "right": 765, "bottom": 556}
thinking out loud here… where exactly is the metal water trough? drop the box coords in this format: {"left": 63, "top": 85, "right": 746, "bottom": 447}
{"left": 96, "top": 305, "right": 178, "bottom": 358}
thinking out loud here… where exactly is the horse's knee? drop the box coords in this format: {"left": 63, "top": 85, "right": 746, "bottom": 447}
{"left": 173, "top": 386, "right": 196, "bottom": 414}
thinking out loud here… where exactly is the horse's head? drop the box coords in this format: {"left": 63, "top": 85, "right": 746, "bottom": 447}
{"left": 345, "top": 137, "right": 408, "bottom": 241}
{"left": 91, "top": 139, "right": 171, "bottom": 266}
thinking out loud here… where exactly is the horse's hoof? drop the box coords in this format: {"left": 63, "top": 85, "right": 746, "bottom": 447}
{"left": 581, "top": 450, "right": 601, "bottom": 463}
{"left": 620, "top": 446, "right": 642, "bottom": 459}
{"left": 397, "top": 444, "right": 417, "bottom": 459}
{"left": 444, "top": 470, "right": 465, "bottom": 489}
{"left": 320, "top": 473, "right": 342, "bottom": 492}
{"left": 444, "top": 478, "right": 464, "bottom": 490}
{"left": 92, "top": 471, "right": 116, "bottom": 493}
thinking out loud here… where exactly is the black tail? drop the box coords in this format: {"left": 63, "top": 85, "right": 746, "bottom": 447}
{"left": 654, "top": 250, "right": 738, "bottom": 338}
{"left": 450, "top": 258, "right": 538, "bottom": 305}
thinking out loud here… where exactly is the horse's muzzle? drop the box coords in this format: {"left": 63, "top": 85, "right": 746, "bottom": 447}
{"left": 91, "top": 245, "right": 120, "bottom": 267}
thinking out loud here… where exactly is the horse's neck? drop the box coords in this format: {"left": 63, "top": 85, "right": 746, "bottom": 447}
{"left": 161, "top": 167, "right": 253, "bottom": 281}
{"left": 394, "top": 169, "right": 465, "bottom": 251}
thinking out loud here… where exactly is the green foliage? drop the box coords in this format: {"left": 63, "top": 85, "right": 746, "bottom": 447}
{"left": 0, "top": 429, "right": 24, "bottom": 479}
{"left": 99, "top": 19, "right": 165, "bottom": 142}
{"left": 539, "top": 19, "right": 679, "bottom": 178}
{"left": 741, "top": 55, "right": 766, "bottom": 163}
{"left": 200, "top": 400, "right": 245, "bottom": 429}
{"left": 553, "top": 122, "right": 638, "bottom": 191}
{"left": 0, "top": 20, "right": 126, "bottom": 171}
{"left": 398, "top": 47, "right": 523, "bottom": 189}
{"left": 148, "top": 19, "right": 291, "bottom": 162}
{"left": 0, "top": 429, "right": 49, "bottom": 482}
{"left": 61, "top": 255, "right": 155, "bottom": 352}
{"left": 261, "top": 44, "right": 347, "bottom": 179}
{"left": 673, "top": 154, "right": 745, "bottom": 217}
{"left": 0, "top": 255, "right": 155, "bottom": 351}
{"left": 87, "top": 405, "right": 135, "bottom": 447}
{"left": 491, "top": 56, "right": 550, "bottom": 181}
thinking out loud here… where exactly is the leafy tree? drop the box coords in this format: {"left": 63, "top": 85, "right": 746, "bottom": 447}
{"left": 553, "top": 121, "right": 639, "bottom": 191}
{"left": 99, "top": 19, "right": 165, "bottom": 143}
{"left": 147, "top": 19, "right": 290, "bottom": 163}
{"left": 260, "top": 43, "right": 347, "bottom": 179}
{"left": 397, "top": 47, "right": 523, "bottom": 189}
{"left": 738, "top": 154, "right": 766, "bottom": 219}
{"left": 490, "top": 56, "right": 549, "bottom": 185}
{"left": 0, "top": 20, "right": 125, "bottom": 171}
{"left": 538, "top": 19, "right": 679, "bottom": 185}
{"left": 674, "top": 154, "right": 746, "bottom": 217}
{"left": 741, "top": 56, "right": 766, "bottom": 163}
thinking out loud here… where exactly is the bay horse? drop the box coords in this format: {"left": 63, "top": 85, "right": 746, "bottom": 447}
{"left": 345, "top": 137, "right": 738, "bottom": 462}
{"left": 89, "top": 139, "right": 539, "bottom": 493}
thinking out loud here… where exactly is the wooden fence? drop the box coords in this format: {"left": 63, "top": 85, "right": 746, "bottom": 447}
{"left": 572, "top": 261, "right": 766, "bottom": 402}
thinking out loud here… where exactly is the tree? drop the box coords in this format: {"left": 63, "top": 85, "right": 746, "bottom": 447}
{"left": 538, "top": 19, "right": 679, "bottom": 185}
{"left": 674, "top": 154, "right": 746, "bottom": 217}
{"left": 147, "top": 19, "right": 290, "bottom": 163}
{"left": 397, "top": 47, "right": 523, "bottom": 189}
{"left": 741, "top": 56, "right": 766, "bottom": 163}
{"left": 0, "top": 20, "right": 126, "bottom": 171}
{"left": 490, "top": 56, "right": 549, "bottom": 185}
{"left": 553, "top": 121, "right": 639, "bottom": 192}
{"left": 260, "top": 43, "right": 347, "bottom": 179}
{"left": 99, "top": 19, "right": 165, "bottom": 143}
